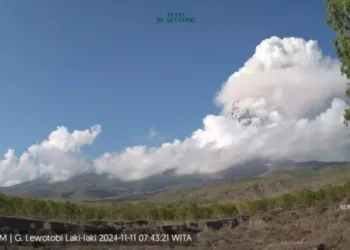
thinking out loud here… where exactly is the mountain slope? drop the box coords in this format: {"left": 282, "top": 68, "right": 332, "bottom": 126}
{"left": 1, "top": 160, "right": 348, "bottom": 202}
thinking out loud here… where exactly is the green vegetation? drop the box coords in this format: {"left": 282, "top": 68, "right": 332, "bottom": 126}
{"left": 325, "top": 0, "right": 350, "bottom": 124}
{"left": 1, "top": 181, "right": 350, "bottom": 223}
{"left": 148, "top": 163, "right": 350, "bottom": 205}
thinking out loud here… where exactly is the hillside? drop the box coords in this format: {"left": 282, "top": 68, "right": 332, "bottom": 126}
{"left": 1, "top": 161, "right": 348, "bottom": 203}
{"left": 1, "top": 163, "right": 350, "bottom": 249}
{"left": 145, "top": 162, "right": 350, "bottom": 205}
{"left": 0, "top": 159, "right": 272, "bottom": 201}
{"left": 1, "top": 174, "right": 350, "bottom": 249}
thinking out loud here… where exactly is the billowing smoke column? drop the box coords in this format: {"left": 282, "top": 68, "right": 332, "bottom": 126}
{"left": 0, "top": 36, "right": 349, "bottom": 187}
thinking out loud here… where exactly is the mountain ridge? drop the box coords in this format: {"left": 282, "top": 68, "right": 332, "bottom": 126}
{"left": 1, "top": 160, "right": 348, "bottom": 202}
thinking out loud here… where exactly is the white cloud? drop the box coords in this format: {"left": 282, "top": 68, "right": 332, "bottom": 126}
{"left": 0, "top": 125, "right": 101, "bottom": 186}
{"left": 216, "top": 37, "right": 345, "bottom": 119}
{"left": 1, "top": 36, "right": 349, "bottom": 186}
{"left": 94, "top": 37, "right": 349, "bottom": 181}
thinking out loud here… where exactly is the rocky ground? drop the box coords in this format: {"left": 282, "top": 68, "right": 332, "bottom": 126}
{"left": 1, "top": 199, "right": 350, "bottom": 250}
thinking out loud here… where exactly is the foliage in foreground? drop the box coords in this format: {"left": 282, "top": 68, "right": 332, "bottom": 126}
{"left": 1, "top": 181, "right": 350, "bottom": 223}
{"left": 325, "top": 0, "right": 350, "bottom": 124}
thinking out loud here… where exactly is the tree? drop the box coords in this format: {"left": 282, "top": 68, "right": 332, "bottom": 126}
{"left": 325, "top": 0, "right": 350, "bottom": 124}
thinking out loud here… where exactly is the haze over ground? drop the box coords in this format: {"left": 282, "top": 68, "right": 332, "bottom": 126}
{"left": 0, "top": 1, "right": 348, "bottom": 186}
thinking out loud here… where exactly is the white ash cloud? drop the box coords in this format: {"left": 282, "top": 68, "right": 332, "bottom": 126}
{"left": 0, "top": 36, "right": 349, "bottom": 186}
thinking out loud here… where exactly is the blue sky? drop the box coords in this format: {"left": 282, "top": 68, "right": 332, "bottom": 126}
{"left": 0, "top": 1, "right": 335, "bottom": 158}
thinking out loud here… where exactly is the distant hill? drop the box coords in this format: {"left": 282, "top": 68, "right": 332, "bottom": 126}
{"left": 148, "top": 161, "right": 350, "bottom": 205}
{"left": 0, "top": 171, "right": 212, "bottom": 201}
{"left": 1, "top": 160, "right": 348, "bottom": 202}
